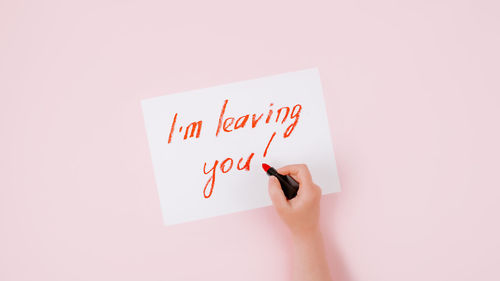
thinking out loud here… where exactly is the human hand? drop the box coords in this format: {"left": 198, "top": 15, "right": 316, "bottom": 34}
{"left": 268, "top": 164, "right": 322, "bottom": 239}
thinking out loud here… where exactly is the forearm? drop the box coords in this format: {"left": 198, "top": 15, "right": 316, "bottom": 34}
{"left": 291, "top": 230, "right": 332, "bottom": 281}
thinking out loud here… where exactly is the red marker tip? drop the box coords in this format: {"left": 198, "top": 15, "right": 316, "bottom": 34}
{"left": 262, "top": 163, "right": 270, "bottom": 172}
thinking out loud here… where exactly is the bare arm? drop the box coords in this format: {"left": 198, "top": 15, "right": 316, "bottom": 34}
{"left": 268, "top": 164, "right": 332, "bottom": 281}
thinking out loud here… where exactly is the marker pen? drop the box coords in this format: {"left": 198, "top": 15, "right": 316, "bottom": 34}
{"left": 262, "top": 163, "right": 299, "bottom": 200}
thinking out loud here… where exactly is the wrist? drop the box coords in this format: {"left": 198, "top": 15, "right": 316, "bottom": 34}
{"left": 291, "top": 227, "right": 322, "bottom": 243}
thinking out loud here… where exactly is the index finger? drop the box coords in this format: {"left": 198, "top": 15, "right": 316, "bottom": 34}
{"left": 277, "top": 164, "right": 313, "bottom": 185}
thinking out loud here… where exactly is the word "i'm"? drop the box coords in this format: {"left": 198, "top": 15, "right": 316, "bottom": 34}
{"left": 168, "top": 113, "right": 203, "bottom": 143}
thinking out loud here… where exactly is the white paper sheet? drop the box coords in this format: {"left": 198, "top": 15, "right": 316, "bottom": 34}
{"left": 141, "top": 68, "right": 341, "bottom": 225}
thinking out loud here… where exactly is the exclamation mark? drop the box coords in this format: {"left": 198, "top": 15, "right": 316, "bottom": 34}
{"left": 263, "top": 132, "right": 276, "bottom": 158}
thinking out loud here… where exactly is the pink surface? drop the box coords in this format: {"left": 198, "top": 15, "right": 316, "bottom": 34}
{"left": 1, "top": 0, "right": 499, "bottom": 280}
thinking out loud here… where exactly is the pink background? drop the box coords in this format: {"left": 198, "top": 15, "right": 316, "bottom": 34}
{"left": 1, "top": 0, "right": 499, "bottom": 280}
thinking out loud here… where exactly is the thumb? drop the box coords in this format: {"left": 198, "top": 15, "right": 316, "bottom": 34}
{"left": 268, "top": 176, "right": 288, "bottom": 211}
